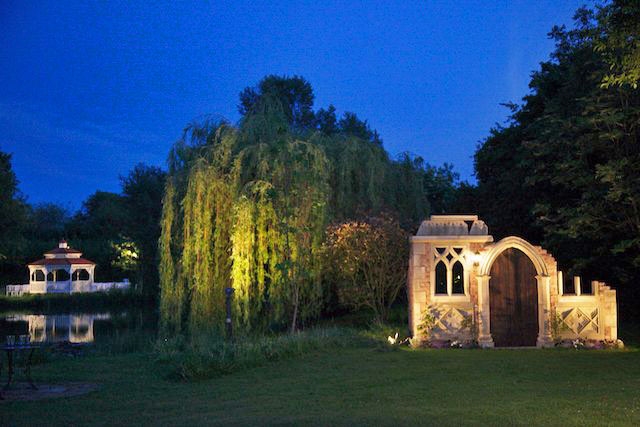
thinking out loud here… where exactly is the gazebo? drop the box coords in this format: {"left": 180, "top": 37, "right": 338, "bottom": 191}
{"left": 27, "top": 240, "right": 96, "bottom": 293}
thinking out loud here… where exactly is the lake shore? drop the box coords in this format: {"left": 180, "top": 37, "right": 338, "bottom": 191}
{"left": 0, "top": 290, "right": 150, "bottom": 312}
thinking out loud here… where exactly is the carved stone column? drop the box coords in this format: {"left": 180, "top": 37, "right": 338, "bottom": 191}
{"left": 476, "top": 274, "right": 494, "bottom": 348}
{"left": 536, "top": 275, "right": 553, "bottom": 347}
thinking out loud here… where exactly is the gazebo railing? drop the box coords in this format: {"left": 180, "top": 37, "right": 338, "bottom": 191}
{"left": 46, "top": 281, "right": 72, "bottom": 293}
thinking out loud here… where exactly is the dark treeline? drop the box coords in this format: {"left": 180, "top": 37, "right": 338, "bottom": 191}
{"left": 0, "top": 157, "right": 166, "bottom": 299}
{"left": 456, "top": 1, "right": 640, "bottom": 321}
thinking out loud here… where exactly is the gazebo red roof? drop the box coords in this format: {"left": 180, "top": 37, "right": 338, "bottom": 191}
{"left": 28, "top": 258, "right": 95, "bottom": 266}
{"left": 44, "top": 247, "right": 82, "bottom": 255}
{"left": 28, "top": 240, "right": 96, "bottom": 266}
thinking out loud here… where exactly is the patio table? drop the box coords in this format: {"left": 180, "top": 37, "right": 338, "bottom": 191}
{"left": 0, "top": 337, "right": 39, "bottom": 399}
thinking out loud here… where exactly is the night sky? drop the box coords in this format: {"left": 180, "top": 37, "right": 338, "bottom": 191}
{"left": 0, "top": 1, "right": 584, "bottom": 210}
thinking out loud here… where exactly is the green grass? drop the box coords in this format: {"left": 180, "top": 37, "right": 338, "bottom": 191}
{"left": 3, "top": 337, "right": 640, "bottom": 426}
{"left": 155, "top": 327, "right": 365, "bottom": 380}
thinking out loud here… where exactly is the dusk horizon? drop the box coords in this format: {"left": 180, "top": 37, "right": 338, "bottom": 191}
{"left": 1, "top": 1, "right": 584, "bottom": 210}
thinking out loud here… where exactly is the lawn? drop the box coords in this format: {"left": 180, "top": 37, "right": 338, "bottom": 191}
{"left": 3, "top": 343, "right": 640, "bottom": 426}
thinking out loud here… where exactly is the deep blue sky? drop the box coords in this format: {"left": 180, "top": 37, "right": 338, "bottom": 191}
{"left": 0, "top": 1, "right": 585, "bottom": 210}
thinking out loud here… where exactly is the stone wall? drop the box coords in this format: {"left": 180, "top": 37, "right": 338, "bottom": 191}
{"left": 407, "top": 241, "right": 430, "bottom": 339}
{"left": 408, "top": 240, "right": 479, "bottom": 344}
{"left": 556, "top": 280, "right": 618, "bottom": 341}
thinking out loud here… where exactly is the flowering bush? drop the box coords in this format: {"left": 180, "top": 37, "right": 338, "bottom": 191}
{"left": 324, "top": 215, "right": 409, "bottom": 322}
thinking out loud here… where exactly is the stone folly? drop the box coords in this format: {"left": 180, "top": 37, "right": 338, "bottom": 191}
{"left": 407, "top": 215, "right": 618, "bottom": 348}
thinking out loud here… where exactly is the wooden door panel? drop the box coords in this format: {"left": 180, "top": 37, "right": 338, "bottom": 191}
{"left": 489, "top": 248, "right": 538, "bottom": 347}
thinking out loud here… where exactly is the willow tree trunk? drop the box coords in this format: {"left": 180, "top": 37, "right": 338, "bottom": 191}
{"left": 290, "top": 288, "right": 299, "bottom": 334}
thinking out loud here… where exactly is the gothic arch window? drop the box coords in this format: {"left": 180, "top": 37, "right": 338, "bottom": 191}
{"left": 432, "top": 246, "right": 468, "bottom": 297}
{"left": 435, "top": 261, "right": 447, "bottom": 294}
{"left": 452, "top": 261, "right": 464, "bottom": 294}
{"left": 31, "top": 270, "right": 45, "bottom": 282}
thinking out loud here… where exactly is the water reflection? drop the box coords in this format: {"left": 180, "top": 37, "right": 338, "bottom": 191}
{"left": 5, "top": 314, "right": 111, "bottom": 343}
{"left": 1, "top": 309, "right": 157, "bottom": 345}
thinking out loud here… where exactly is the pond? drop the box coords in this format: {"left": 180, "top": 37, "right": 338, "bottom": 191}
{"left": 0, "top": 307, "right": 158, "bottom": 345}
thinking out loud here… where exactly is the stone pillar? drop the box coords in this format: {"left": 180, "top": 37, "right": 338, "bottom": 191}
{"left": 601, "top": 284, "right": 618, "bottom": 341}
{"left": 408, "top": 241, "right": 430, "bottom": 341}
{"left": 476, "top": 274, "right": 494, "bottom": 348}
{"left": 536, "top": 275, "right": 553, "bottom": 347}
{"left": 557, "top": 271, "right": 563, "bottom": 296}
{"left": 574, "top": 276, "right": 582, "bottom": 296}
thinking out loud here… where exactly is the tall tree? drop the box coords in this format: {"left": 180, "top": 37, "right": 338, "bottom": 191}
{"left": 239, "top": 75, "right": 316, "bottom": 130}
{"left": 121, "top": 163, "right": 166, "bottom": 298}
{"left": 66, "top": 191, "right": 129, "bottom": 282}
{"left": 23, "top": 203, "right": 71, "bottom": 268}
{"left": 471, "top": 1, "right": 640, "bottom": 319}
{"left": 0, "top": 150, "right": 28, "bottom": 284}
{"left": 338, "top": 112, "right": 382, "bottom": 144}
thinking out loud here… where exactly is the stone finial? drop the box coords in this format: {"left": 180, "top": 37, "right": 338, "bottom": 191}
{"left": 469, "top": 220, "right": 488, "bottom": 235}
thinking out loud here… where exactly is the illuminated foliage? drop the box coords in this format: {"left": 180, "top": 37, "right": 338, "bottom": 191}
{"left": 159, "top": 112, "right": 329, "bottom": 333}
{"left": 111, "top": 240, "right": 139, "bottom": 272}
{"left": 181, "top": 162, "right": 233, "bottom": 334}
{"left": 159, "top": 77, "right": 455, "bottom": 335}
{"left": 325, "top": 216, "right": 409, "bottom": 322}
{"left": 159, "top": 179, "right": 180, "bottom": 334}
{"left": 231, "top": 137, "right": 329, "bottom": 332}
{"left": 596, "top": 1, "right": 640, "bottom": 89}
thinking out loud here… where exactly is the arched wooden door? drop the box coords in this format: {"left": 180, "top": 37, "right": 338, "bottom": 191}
{"left": 489, "top": 248, "right": 538, "bottom": 347}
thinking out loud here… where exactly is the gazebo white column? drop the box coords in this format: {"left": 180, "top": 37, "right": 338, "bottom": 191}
{"left": 43, "top": 265, "right": 51, "bottom": 292}
{"left": 70, "top": 265, "right": 76, "bottom": 293}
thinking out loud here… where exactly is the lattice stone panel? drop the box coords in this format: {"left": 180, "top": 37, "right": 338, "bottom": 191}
{"left": 431, "top": 306, "right": 472, "bottom": 336}
{"left": 560, "top": 307, "right": 599, "bottom": 336}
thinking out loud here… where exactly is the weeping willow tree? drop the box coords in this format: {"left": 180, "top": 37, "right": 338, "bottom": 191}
{"left": 158, "top": 179, "right": 180, "bottom": 333}
{"left": 159, "top": 76, "right": 455, "bottom": 336}
{"left": 230, "top": 137, "right": 329, "bottom": 332}
{"left": 230, "top": 183, "right": 279, "bottom": 331}
{"left": 160, "top": 101, "right": 330, "bottom": 335}
{"left": 180, "top": 162, "right": 233, "bottom": 333}
{"left": 329, "top": 136, "right": 389, "bottom": 220}
{"left": 159, "top": 122, "right": 238, "bottom": 335}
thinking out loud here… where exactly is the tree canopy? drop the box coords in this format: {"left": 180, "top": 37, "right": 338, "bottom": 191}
{"left": 159, "top": 76, "right": 458, "bottom": 335}
{"left": 0, "top": 150, "right": 28, "bottom": 280}
{"left": 121, "top": 164, "right": 166, "bottom": 297}
{"left": 468, "top": 0, "right": 640, "bottom": 320}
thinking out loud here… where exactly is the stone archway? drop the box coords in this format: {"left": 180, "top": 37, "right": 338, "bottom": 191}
{"left": 489, "top": 248, "right": 538, "bottom": 346}
{"left": 476, "top": 236, "right": 553, "bottom": 348}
